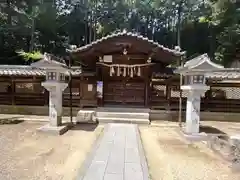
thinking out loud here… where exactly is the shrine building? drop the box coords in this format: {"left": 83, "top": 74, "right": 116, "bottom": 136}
{"left": 0, "top": 31, "right": 240, "bottom": 122}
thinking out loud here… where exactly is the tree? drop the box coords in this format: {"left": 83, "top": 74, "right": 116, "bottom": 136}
{"left": 0, "top": 0, "right": 238, "bottom": 66}
{"left": 212, "top": 0, "right": 240, "bottom": 65}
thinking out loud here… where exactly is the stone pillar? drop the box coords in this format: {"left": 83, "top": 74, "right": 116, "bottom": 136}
{"left": 186, "top": 91, "right": 201, "bottom": 133}
{"left": 181, "top": 85, "right": 209, "bottom": 134}
{"left": 42, "top": 82, "right": 68, "bottom": 127}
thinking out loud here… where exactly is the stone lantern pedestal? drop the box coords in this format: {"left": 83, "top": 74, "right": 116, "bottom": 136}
{"left": 181, "top": 85, "right": 209, "bottom": 134}
{"left": 42, "top": 82, "right": 68, "bottom": 126}
{"left": 37, "top": 82, "right": 68, "bottom": 135}
{"left": 31, "top": 53, "right": 70, "bottom": 135}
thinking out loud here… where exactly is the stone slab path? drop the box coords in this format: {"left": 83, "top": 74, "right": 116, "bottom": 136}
{"left": 77, "top": 123, "right": 149, "bottom": 180}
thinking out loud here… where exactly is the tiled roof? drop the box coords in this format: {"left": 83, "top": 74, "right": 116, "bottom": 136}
{"left": 158, "top": 67, "right": 240, "bottom": 80}
{"left": 1, "top": 65, "right": 240, "bottom": 80}
{"left": 206, "top": 71, "right": 240, "bottom": 79}
{"left": 68, "top": 31, "right": 184, "bottom": 56}
{"left": 0, "top": 65, "right": 81, "bottom": 77}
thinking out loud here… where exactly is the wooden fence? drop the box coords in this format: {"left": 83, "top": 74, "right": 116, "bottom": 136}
{"left": 151, "top": 81, "right": 240, "bottom": 113}
{"left": 0, "top": 79, "right": 240, "bottom": 113}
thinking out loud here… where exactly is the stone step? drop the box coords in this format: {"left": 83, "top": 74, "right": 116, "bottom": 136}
{"left": 97, "top": 107, "right": 150, "bottom": 113}
{"left": 97, "top": 117, "right": 150, "bottom": 125}
{"left": 96, "top": 111, "right": 149, "bottom": 119}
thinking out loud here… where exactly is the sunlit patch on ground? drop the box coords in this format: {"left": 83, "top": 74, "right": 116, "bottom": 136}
{"left": 140, "top": 121, "right": 240, "bottom": 180}
{"left": 0, "top": 122, "right": 103, "bottom": 180}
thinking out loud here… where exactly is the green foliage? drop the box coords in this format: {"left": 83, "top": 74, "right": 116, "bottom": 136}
{"left": 17, "top": 51, "right": 43, "bottom": 61}
{"left": 199, "top": 16, "right": 210, "bottom": 23}
{"left": 211, "top": 0, "right": 240, "bottom": 65}
{"left": 0, "top": 0, "right": 239, "bottom": 66}
{"left": 215, "top": 24, "right": 240, "bottom": 65}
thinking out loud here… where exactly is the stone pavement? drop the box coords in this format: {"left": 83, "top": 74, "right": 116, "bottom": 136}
{"left": 77, "top": 123, "right": 149, "bottom": 180}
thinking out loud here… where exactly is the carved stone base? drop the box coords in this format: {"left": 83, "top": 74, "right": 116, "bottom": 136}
{"left": 37, "top": 124, "right": 69, "bottom": 135}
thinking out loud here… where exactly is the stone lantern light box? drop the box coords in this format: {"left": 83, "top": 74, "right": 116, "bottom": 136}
{"left": 31, "top": 53, "right": 69, "bottom": 83}
{"left": 31, "top": 53, "right": 70, "bottom": 135}
{"left": 179, "top": 53, "right": 224, "bottom": 87}
{"left": 175, "top": 53, "right": 224, "bottom": 137}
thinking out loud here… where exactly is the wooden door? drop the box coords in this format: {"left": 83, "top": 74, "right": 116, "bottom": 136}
{"left": 104, "top": 79, "right": 145, "bottom": 106}
{"left": 79, "top": 81, "right": 97, "bottom": 107}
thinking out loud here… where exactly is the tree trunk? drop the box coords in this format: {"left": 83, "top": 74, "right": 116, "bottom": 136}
{"left": 177, "top": 0, "right": 183, "bottom": 47}
{"left": 7, "top": 0, "right": 11, "bottom": 25}
{"left": 29, "top": 18, "right": 35, "bottom": 52}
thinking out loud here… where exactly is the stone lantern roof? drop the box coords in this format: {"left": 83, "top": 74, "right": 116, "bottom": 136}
{"left": 31, "top": 53, "right": 69, "bottom": 71}
{"left": 175, "top": 54, "right": 224, "bottom": 74}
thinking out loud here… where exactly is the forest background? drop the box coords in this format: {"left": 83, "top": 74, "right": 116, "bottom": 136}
{"left": 0, "top": 0, "right": 239, "bottom": 66}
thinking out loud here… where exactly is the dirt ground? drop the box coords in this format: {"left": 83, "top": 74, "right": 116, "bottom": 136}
{"left": 140, "top": 121, "right": 240, "bottom": 180}
{"left": 0, "top": 121, "right": 103, "bottom": 180}
{"left": 200, "top": 121, "right": 240, "bottom": 136}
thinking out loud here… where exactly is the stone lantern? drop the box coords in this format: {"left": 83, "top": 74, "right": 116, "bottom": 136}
{"left": 176, "top": 54, "right": 224, "bottom": 135}
{"left": 31, "top": 53, "right": 69, "bottom": 135}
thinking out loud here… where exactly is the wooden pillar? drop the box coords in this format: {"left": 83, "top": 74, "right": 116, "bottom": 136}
{"left": 144, "top": 80, "right": 148, "bottom": 107}
{"left": 101, "top": 68, "right": 104, "bottom": 107}
{"left": 166, "top": 83, "right": 171, "bottom": 111}
{"left": 79, "top": 75, "right": 84, "bottom": 108}
{"left": 44, "top": 89, "right": 48, "bottom": 105}
{"left": 145, "top": 68, "right": 151, "bottom": 107}
{"left": 11, "top": 77, "right": 15, "bottom": 105}
{"left": 101, "top": 70, "right": 105, "bottom": 107}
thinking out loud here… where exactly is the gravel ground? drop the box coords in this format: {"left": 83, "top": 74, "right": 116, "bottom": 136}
{"left": 140, "top": 121, "right": 240, "bottom": 180}
{"left": 0, "top": 121, "right": 103, "bottom": 180}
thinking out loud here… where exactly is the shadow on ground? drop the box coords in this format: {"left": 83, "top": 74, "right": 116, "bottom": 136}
{"left": 0, "top": 118, "right": 24, "bottom": 125}
{"left": 200, "top": 125, "right": 229, "bottom": 140}
{"left": 200, "top": 125, "right": 226, "bottom": 134}
{"left": 68, "top": 123, "right": 99, "bottom": 132}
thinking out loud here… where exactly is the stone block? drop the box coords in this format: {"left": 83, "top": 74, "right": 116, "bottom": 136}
{"left": 37, "top": 124, "right": 69, "bottom": 135}
{"left": 76, "top": 110, "right": 97, "bottom": 123}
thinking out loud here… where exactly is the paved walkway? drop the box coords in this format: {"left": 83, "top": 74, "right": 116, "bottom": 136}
{"left": 77, "top": 123, "right": 149, "bottom": 180}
